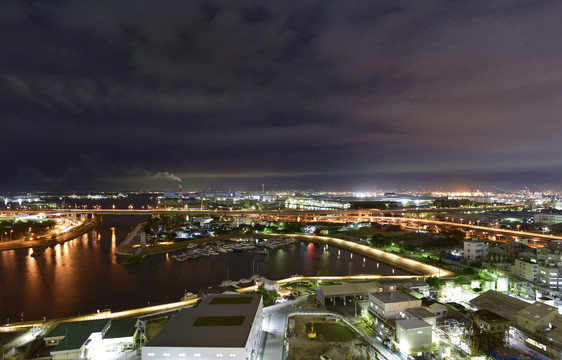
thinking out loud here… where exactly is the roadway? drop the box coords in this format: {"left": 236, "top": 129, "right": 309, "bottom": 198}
{"left": 0, "top": 204, "right": 523, "bottom": 217}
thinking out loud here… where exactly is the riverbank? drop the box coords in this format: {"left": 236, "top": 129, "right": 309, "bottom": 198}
{"left": 0, "top": 220, "right": 97, "bottom": 252}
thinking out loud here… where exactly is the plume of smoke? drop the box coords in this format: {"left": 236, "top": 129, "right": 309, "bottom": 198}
{"left": 146, "top": 171, "right": 181, "bottom": 182}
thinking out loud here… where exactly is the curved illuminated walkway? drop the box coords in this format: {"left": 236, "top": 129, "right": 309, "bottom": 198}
{"left": 1, "top": 233, "right": 452, "bottom": 332}
{"left": 276, "top": 233, "right": 452, "bottom": 277}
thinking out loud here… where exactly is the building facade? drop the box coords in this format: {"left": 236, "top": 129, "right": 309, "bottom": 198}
{"left": 464, "top": 240, "right": 489, "bottom": 262}
{"left": 512, "top": 259, "right": 538, "bottom": 282}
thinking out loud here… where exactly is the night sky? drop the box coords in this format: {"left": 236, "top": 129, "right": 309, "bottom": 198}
{"left": 3, "top": 1, "right": 562, "bottom": 193}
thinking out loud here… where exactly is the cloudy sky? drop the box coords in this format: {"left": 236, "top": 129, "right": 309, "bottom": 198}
{"left": 2, "top": 0, "right": 562, "bottom": 193}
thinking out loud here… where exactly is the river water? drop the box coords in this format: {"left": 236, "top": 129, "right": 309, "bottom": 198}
{"left": 0, "top": 215, "right": 408, "bottom": 322}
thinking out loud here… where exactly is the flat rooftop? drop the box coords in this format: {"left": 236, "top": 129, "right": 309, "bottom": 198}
{"left": 370, "top": 291, "right": 418, "bottom": 303}
{"left": 146, "top": 294, "right": 262, "bottom": 348}
{"left": 105, "top": 318, "right": 138, "bottom": 339}
{"left": 405, "top": 307, "right": 435, "bottom": 319}
{"left": 317, "top": 281, "right": 382, "bottom": 298}
{"left": 396, "top": 318, "right": 431, "bottom": 330}
{"left": 46, "top": 319, "right": 109, "bottom": 352}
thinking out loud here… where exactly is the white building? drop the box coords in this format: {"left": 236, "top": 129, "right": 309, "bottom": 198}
{"left": 511, "top": 259, "right": 538, "bottom": 282}
{"left": 395, "top": 318, "right": 433, "bottom": 355}
{"left": 464, "top": 240, "right": 489, "bottom": 262}
{"left": 44, "top": 318, "right": 138, "bottom": 360}
{"left": 142, "top": 294, "right": 263, "bottom": 360}
{"left": 534, "top": 214, "right": 562, "bottom": 226}
{"left": 538, "top": 264, "right": 562, "bottom": 290}
{"left": 368, "top": 291, "right": 421, "bottom": 320}
{"left": 537, "top": 248, "right": 562, "bottom": 265}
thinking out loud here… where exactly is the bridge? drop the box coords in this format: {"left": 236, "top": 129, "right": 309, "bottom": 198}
{"left": 0, "top": 204, "right": 523, "bottom": 217}
{"left": 2, "top": 204, "right": 557, "bottom": 249}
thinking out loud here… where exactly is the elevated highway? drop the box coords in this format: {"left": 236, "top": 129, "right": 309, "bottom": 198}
{"left": 0, "top": 204, "right": 523, "bottom": 218}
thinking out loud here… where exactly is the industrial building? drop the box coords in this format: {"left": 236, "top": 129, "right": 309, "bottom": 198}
{"left": 44, "top": 318, "right": 139, "bottom": 360}
{"left": 368, "top": 291, "right": 422, "bottom": 320}
{"left": 395, "top": 318, "right": 433, "bottom": 354}
{"left": 470, "top": 290, "right": 562, "bottom": 359}
{"left": 142, "top": 294, "right": 263, "bottom": 360}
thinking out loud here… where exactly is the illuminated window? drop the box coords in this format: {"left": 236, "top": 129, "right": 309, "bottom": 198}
{"left": 163, "top": 354, "right": 170, "bottom": 357}
{"left": 179, "top": 354, "right": 186, "bottom": 358}
{"left": 147, "top": 353, "right": 155, "bottom": 357}
{"left": 217, "top": 354, "right": 224, "bottom": 358}
{"left": 229, "top": 355, "right": 237, "bottom": 358}
{"left": 194, "top": 354, "right": 201, "bottom": 358}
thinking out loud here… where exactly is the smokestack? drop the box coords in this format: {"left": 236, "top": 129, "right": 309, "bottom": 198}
{"left": 178, "top": 179, "right": 183, "bottom": 202}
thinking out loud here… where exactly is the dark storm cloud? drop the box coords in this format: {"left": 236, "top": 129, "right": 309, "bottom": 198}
{"left": 2, "top": 0, "right": 562, "bottom": 192}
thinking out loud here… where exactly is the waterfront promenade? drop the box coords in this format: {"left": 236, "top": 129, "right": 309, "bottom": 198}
{"left": 0, "top": 220, "right": 97, "bottom": 253}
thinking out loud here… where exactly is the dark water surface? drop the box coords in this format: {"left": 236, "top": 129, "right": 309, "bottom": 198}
{"left": 0, "top": 215, "right": 407, "bottom": 322}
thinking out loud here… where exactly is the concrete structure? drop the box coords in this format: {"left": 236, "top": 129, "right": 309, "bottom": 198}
{"left": 404, "top": 307, "right": 436, "bottom": 327}
{"left": 101, "top": 318, "right": 139, "bottom": 356}
{"left": 142, "top": 294, "right": 263, "bottom": 360}
{"left": 512, "top": 258, "right": 538, "bottom": 282}
{"left": 469, "top": 290, "right": 528, "bottom": 323}
{"left": 534, "top": 214, "right": 562, "bottom": 226}
{"left": 464, "top": 240, "right": 489, "bottom": 262}
{"left": 489, "top": 246, "right": 507, "bottom": 263}
{"left": 395, "top": 318, "right": 433, "bottom": 354}
{"left": 516, "top": 301, "right": 558, "bottom": 333}
{"left": 538, "top": 264, "right": 562, "bottom": 290}
{"left": 315, "top": 281, "right": 383, "bottom": 305}
{"left": 421, "top": 298, "right": 448, "bottom": 318}
{"left": 470, "top": 291, "right": 562, "bottom": 359}
{"left": 368, "top": 291, "right": 421, "bottom": 320}
{"left": 473, "top": 310, "right": 509, "bottom": 336}
{"left": 471, "top": 310, "right": 510, "bottom": 353}
{"left": 44, "top": 318, "right": 138, "bottom": 360}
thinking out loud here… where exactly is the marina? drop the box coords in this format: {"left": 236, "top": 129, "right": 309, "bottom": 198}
{"left": 169, "top": 237, "right": 296, "bottom": 261}
{"left": 0, "top": 216, "right": 408, "bottom": 322}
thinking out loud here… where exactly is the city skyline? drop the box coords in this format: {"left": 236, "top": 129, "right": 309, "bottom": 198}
{"left": 3, "top": 1, "right": 562, "bottom": 192}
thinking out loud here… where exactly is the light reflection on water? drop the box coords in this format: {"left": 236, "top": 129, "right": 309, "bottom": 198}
{"left": 0, "top": 215, "right": 408, "bottom": 322}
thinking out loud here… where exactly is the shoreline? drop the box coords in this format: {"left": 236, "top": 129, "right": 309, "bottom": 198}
{"left": 122, "top": 231, "right": 452, "bottom": 277}
{"left": 0, "top": 220, "right": 98, "bottom": 253}
{"left": 0, "top": 273, "right": 424, "bottom": 332}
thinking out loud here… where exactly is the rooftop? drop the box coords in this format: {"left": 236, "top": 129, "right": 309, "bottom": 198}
{"left": 104, "top": 318, "right": 138, "bottom": 339}
{"left": 474, "top": 310, "right": 510, "bottom": 322}
{"left": 146, "top": 294, "right": 262, "bottom": 348}
{"left": 317, "top": 281, "right": 382, "bottom": 298}
{"left": 45, "top": 319, "right": 109, "bottom": 352}
{"left": 396, "top": 318, "right": 431, "bottom": 330}
{"left": 470, "top": 290, "right": 528, "bottom": 322}
{"left": 371, "top": 291, "right": 419, "bottom": 303}
{"left": 209, "top": 296, "right": 253, "bottom": 305}
{"left": 405, "top": 307, "right": 436, "bottom": 320}
{"left": 517, "top": 302, "right": 557, "bottom": 321}
{"left": 421, "top": 298, "right": 446, "bottom": 308}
